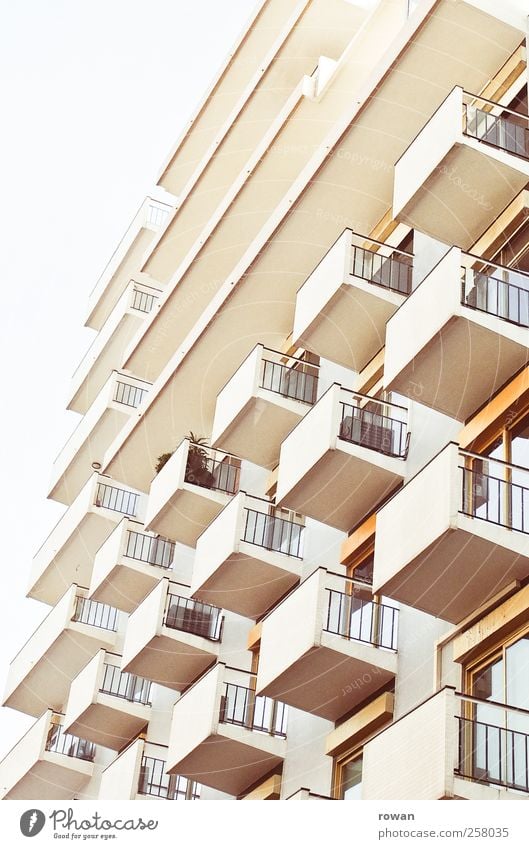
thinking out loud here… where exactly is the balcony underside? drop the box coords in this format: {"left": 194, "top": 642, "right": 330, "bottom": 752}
{"left": 192, "top": 549, "right": 301, "bottom": 619}
{"left": 397, "top": 143, "right": 529, "bottom": 250}
{"left": 4, "top": 630, "right": 113, "bottom": 718}
{"left": 30, "top": 513, "right": 118, "bottom": 605}
{"left": 278, "top": 444, "right": 404, "bottom": 531}
{"left": 376, "top": 519, "right": 529, "bottom": 624}
{"left": 295, "top": 280, "right": 403, "bottom": 372}
{"left": 146, "top": 486, "right": 227, "bottom": 547}
{"left": 123, "top": 633, "right": 217, "bottom": 692}
{"left": 66, "top": 700, "right": 148, "bottom": 751}
{"left": 168, "top": 731, "right": 284, "bottom": 796}
{"left": 213, "top": 394, "right": 305, "bottom": 470}
{"left": 4, "top": 757, "right": 92, "bottom": 800}
{"left": 387, "top": 314, "right": 529, "bottom": 421}
{"left": 50, "top": 407, "right": 129, "bottom": 506}
{"left": 90, "top": 561, "right": 165, "bottom": 613}
{"left": 258, "top": 638, "right": 396, "bottom": 722}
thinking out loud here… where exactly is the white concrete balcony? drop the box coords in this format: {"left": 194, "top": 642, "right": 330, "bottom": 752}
{"left": 0, "top": 710, "right": 95, "bottom": 800}
{"left": 393, "top": 87, "right": 529, "bottom": 249}
{"left": 86, "top": 197, "right": 172, "bottom": 332}
{"left": 145, "top": 439, "right": 241, "bottom": 547}
{"left": 64, "top": 650, "right": 152, "bottom": 751}
{"left": 276, "top": 384, "right": 409, "bottom": 531}
{"left": 191, "top": 493, "right": 304, "bottom": 619}
{"left": 99, "top": 738, "right": 200, "bottom": 800}
{"left": 122, "top": 577, "right": 222, "bottom": 692}
{"left": 257, "top": 568, "right": 397, "bottom": 722}
{"left": 3, "top": 585, "right": 118, "bottom": 717}
{"left": 89, "top": 518, "right": 175, "bottom": 613}
{"left": 167, "top": 663, "right": 287, "bottom": 796}
{"left": 28, "top": 474, "right": 146, "bottom": 605}
{"left": 384, "top": 247, "right": 529, "bottom": 421}
{"left": 69, "top": 280, "right": 161, "bottom": 415}
{"left": 374, "top": 443, "right": 529, "bottom": 624}
{"left": 293, "top": 230, "right": 411, "bottom": 372}
{"left": 50, "top": 372, "right": 151, "bottom": 505}
{"left": 211, "top": 345, "right": 318, "bottom": 469}
{"left": 363, "top": 688, "right": 529, "bottom": 800}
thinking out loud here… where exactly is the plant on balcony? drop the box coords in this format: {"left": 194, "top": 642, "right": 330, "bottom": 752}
{"left": 185, "top": 432, "right": 215, "bottom": 489}
{"left": 154, "top": 452, "right": 173, "bottom": 474}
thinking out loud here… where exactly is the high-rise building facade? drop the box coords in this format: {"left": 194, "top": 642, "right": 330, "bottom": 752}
{"left": 1, "top": 0, "right": 529, "bottom": 802}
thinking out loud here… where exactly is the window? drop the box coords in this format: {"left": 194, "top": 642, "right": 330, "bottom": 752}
{"left": 464, "top": 409, "right": 529, "bottom": 534}
{"left": 334, "top": 751, "right": 363, "bottom": 800}
{"left": 463, "top": 628, "right": 529, "bottom": 790}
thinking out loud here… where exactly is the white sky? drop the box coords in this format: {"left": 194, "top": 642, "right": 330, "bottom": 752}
{"left": 0, "top": 0, "right": 257, "bottom": 759}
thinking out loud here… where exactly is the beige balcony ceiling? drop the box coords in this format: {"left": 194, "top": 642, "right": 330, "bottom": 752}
{"left": 276, "top": 384, "right": 409, "bottom": 531}
{"left": 144, "top": 439, "right": 240, "bottom": 547}
{"left": 374, "top": 443, "right": 529, "bottom": 624}
{"left": 257, "top": 569, "right": 398, "bottom": 721}
{"left": 393, "top": 87, "right": 529, "bottom": 250}
{"left": 121, "top": 578, "right": 221, "bottom": 691}
{"left": 211, "top": 345, "right": 317, "bottom": 469}
{"left": 384, "top": 246, "right": 529, "bottom": 422}
{"left": 191, "top": 493, "right": 304, "bottom": 619}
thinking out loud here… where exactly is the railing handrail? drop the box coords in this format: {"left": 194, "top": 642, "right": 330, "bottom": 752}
{"left": 244, "top": 505, "right": 305, "bottom": 532}
{"left": 462, "top": 252, "right": 529, "bottom": 283}
{"left": 458, "top": 714, "right": 529, "bottom": 738}
{"left": 100, "top": 662, "right": 152, "bottom": 705}
{"left": 325, "top": 585, "right": 399, "bottom": 614}
{"left": 324, "top": 587, "right": 399, "bottom": 651}
{"left": 463, "top": 269, "right": 529, "bottom": 298}
{"left": 45, "top": 725, "right": 96, "bottom": 761}
{"left": 460, "top": 467, "right": 529, "bottom": 490}
{"left": 458, "top": 451, "right": 529, "bottom": 477}
{"left": 72, "top": 595, "right": 119, "bottom": 631}
{"left": 163, "top": 591, "right": 223, "bottom": 641}
{"left": 338, "top": 388, "right": 409, "bottom": 415}
{"left": 456, "top": 691, "right": 529, "bottom": 721}
{"left": 221, "top": 681, "right": 287, "bottom": 737}
{"left": 350, "top": 231, "right": 414, "bottom": 260}
{"left": 462, "top": 90, "right": 529, "bottom": 120}
{"left": 125, "top": 529, "right": 175, "bottom": 568}
{"left": 242, "top": 506, "right": 304, "bottom": 559}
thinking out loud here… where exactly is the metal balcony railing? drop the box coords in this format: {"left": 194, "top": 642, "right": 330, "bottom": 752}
{"left": 131, "top": 288, "right": 157, "bottom": 313}
{"left": 163, "top": 592, "right": 223, "bottom": 641}
{"left": 461, "top": 261, "right": 529, "bottom": 329}
{"left": 113, "top": 380, "right": 149, "bottom": 408}
{"left": 324, "top": 588, "right": 398, "bottom": 651}
{"left": 456, "top": 693, "right": 529, "bottom": 795}
{"left": 94, "top": 482, "right": 139, "bottom": 516}
{"left": 100, "top": 663, "right": 152, "bottom": 706}
{"left": 221, "top": 683, "right": 287, "bottom": 738}
{"left": 242, "top": 508, "right": 304, "bottom": 559}
{"left": 72, "top": 596, "right": 118, "bottom": 631}
{"left": 146, "top": 204, "right": 170, "bottom": 228}
{"left": 351, "top": 243, "right": 413, "bottom": 295}
{"left": 339, "top": 396, "right": 409, "bottom": 459}
{"left": 184, "top": 444, "right": 240, "bottom": 495}
{"left": 260, "top": 357, "right": 318, "bottom": 405}
{"left": 138, "top": 755, "right": 199, "bottom": 800}
{"left": 463, "top": 94, "right": 529, "bottom": 160}
{"left": 46, "top": 724, "right": 96, "bottom": 762}
{"left": 124, "top": 529, "right": 175, "bottom": 568}
{"left": 461, "top": 462, "right": 529, "bottom": 536}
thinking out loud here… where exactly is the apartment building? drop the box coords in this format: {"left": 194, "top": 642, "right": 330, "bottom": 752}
{"left": 2, "top": 0, "right": 529, "bottom": 802}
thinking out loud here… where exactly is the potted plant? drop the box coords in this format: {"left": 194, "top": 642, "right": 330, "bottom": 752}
{"left": 154, "top": 451, "right": 173, "bottom": 474}
{"left": 184, "top": 433, "right": 216, "bottom": 489}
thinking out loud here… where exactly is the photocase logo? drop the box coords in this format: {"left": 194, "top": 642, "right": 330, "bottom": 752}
{"left": 20, "top": 809, "right": 46, "bottom": 837}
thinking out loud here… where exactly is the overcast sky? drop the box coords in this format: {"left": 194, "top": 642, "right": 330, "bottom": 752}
{"left": 0, "top": 0, "right": 257, "bottom": 758}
